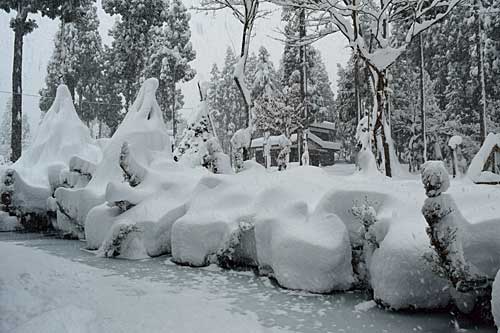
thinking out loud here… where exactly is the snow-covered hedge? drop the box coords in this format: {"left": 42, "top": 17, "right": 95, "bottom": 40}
{"left": 0, "top": 85, "right": 101, "bottom": 231}
{"left": 54, "top": 78, "right": 171, "bottom": 238}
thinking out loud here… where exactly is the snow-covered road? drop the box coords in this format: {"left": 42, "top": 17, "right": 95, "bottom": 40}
{"left": 0, "top": 233, "right": 495, "bottom": 333}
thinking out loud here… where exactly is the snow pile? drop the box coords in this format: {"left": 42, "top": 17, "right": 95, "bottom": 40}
{"left": 421, "top": 161, "right": 450, "bottom": 197}
{"left": 448, "top": 135, "right": 463, "bottom": 150}
{"left": 55, "top": 78, "right": 171, "bottom": 238}
{"left": 467, "top": 133, "right": 500, "bottom": 184}
{"left": 0, "top": 85, "right": 101, "bottom": 229}
{"left": 82, "top": 159, "right": 498, "bottom": 304}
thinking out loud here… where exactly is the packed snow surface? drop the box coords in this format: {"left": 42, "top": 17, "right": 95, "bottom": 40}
{"left": 0, "top": 234, "right": 495, "bottom": 333}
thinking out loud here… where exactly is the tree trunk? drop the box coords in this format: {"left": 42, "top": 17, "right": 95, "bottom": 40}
{"left": 476, "top": 0, "right": 487, "bottom": 143}
{"left": 374, "top": 71, "right": 392, "bottom": 177}
{"left": 172, "top": 79, "right": 177, "bottom": 140}
{"left": 10, "top": 23, "right": 25, "bottom": 162}
{"left": 298, "top": 8, "right": 306, "bottom": 165}
{"left": 419, "top": 33, "right": 427, "bottom": 162}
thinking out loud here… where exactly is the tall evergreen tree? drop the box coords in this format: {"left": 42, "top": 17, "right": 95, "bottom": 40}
{"left": 280, "top": 15, "right": 335, "bottom": 124}
{"left": 208, "top": 48, "right": 247, "bottom": 153}
{"left": 102, "top": 0, "right": 167, "bottom": 108}
{"left": 143, "top": 0, "right": 196, "bottom": 136}
{"left": 39, "top": 0, "right": 103, "bottom": 125}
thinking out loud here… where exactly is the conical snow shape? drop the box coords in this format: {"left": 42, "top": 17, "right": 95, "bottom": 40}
{"left": 86, "top": 78, "right": 171, "bottom": 191}
{"left": 14, "top": 84, "right": 101, "bottom": 187}
{"left": 55, "top": 78, "right": 172, "bottom": 231}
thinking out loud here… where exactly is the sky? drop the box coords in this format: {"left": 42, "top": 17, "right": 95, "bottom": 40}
{"left": 0, "top": 0, "right": 350, "bottom": 133}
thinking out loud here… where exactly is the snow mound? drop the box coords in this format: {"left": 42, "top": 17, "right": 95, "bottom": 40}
{"left": 0, "top": 85, "right": 101, "bottom": 225}
{"left": 467, "top": 133, "right": 500, "bottom": 184}
{"left": 421, "top": 161, "right": 450, "bottom": 197}
{"left": 448, "top": 135, "right": 463, "bottom": 150}
{"left": 55, "top": 78, "right": 171, "bottom": 237}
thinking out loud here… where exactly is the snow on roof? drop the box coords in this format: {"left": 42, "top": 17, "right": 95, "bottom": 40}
{"left": 250, "top": 131, "right": 341, "bottom": 151}
{"left": 309, "top": 121, "right": 336, "bottom": 131}
{"left": 307, "top": 131, "right": 342, "bottom": 151}
{"left": 251, "top": 134, "right": 296, "bottom": 148}
{"left": 467, "top": 133, "right": 500, "bottom": 184}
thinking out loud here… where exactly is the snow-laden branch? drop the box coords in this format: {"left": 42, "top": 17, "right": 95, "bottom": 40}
{"left": 272, "top": 0, "right": 461, "bottom": 73}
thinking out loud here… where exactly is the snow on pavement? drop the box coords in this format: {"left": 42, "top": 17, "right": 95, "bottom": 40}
{"left": 0, "top": 234, "right": 496, "bottom": 333}
{"left": 0, "top": 239, "right": 288, "bottom": 333}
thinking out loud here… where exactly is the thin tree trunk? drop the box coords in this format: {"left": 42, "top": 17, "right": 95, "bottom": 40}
{"left": 298, "top": 8, "right": 306, "bottom": 165}
{"left": 10, "top": 20, "right": 26, "bottom": 162}
{"left": 419, "top": 33, "right": 427, "bottom": 162}
{"left": 477, "top": 0, "right": 487, "bottom": 143}
{"left": 374, "top": 71, "right": 392, "bottom": 177}
{"left": 172, "top": 78, "right": 177, "bottom": 140}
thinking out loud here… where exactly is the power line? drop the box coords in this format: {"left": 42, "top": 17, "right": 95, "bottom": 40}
{"left": 0, "top": 90, "right": 123, "bottom": 107}
{"left": 0, "top": 90, "right": 197, "bottom": 111}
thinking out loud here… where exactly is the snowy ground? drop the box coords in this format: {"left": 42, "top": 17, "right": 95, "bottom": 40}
{"left": 0, "top": 232, "right": 495, "bottom": 333}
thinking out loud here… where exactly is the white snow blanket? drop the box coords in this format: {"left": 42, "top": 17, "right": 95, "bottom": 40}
{"left": 55, "top": 78, "right": 171, "bottom": 237}
{"left": 0, "top": 241, "right": 291, "bottom": 333}
{"left": 0, "top": 85, "right": 101, "bottom": 221}
{"left": 467, "top": 133, "right": 500, "bottom": 184}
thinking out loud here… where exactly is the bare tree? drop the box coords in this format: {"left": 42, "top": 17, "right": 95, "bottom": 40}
{"left": 272, "top": 0, "right": 460, "bottom": 176}
{"left": 199, "top": 0, "right": 268, "bottom": 128}
{"left": 198, "top": 0, "right": 271, "bottom": 170}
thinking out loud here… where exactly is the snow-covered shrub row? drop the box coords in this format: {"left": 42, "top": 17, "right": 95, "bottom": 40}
{"left": 0, "top": 85, "right": 102, "bottom": 231}
{"left": 82, "top": 143, "right": 500, "bottom": 310}
{"left": 54, "top": 78, "right": 172, "bottom": 238}
{"left": 3, "top": 81, "right": 498, "bottom": 314}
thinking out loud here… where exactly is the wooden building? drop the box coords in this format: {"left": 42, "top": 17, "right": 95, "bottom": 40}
{"left": 250, "top": 122, "right": 341, "bottom": 167}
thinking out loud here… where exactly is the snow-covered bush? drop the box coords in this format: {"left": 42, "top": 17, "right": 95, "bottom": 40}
{"left": 0, "top": 85, "right": 101, "bottom": 232}
{"left": 55, "top": 78, "right": 171, "bottom": 238}
{"left": 175, "top": 95, "right": 231, "bottom": 174}
{"left": 422, "top": 161, "right": 495, "bottom": 319}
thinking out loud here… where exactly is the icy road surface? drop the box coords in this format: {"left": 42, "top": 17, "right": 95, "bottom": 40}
{"left": 0, "top": 233, "right": 495, "bottom": 333}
